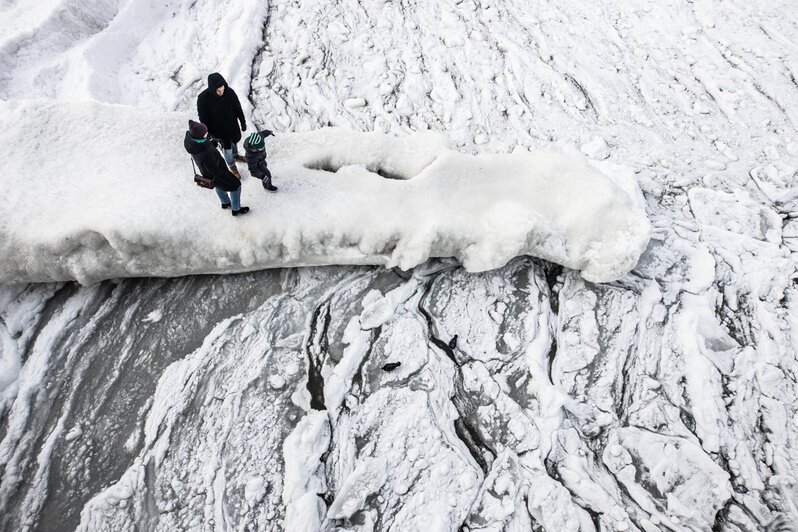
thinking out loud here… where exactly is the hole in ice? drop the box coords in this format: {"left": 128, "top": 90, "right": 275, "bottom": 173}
{"left": 304, "top": 158, "right": 410, "bottom": 180}
{"left": 375, "top": 167, "right": 405, "bottom": 180}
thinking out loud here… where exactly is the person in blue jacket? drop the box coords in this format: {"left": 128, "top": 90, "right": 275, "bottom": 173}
{"left": 243, "top": 130, "right": 278, "bottom": 192}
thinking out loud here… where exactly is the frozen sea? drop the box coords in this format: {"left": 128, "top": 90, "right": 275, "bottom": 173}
{"left": 0, "top": 0, "right": 797, "bottom": 530}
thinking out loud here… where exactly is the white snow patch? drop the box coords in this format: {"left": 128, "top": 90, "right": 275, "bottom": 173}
{"left": 0, "top": 331, "right": 21, "bottom": 400}
{"left": 64, "top": 426, "right": 83, "bottom": 442}
{"left": 343, "top": 98, "right": 367, "bottom": 109}
{"left": 581, "top": 137, "right": 611, "bottom": 160}
{"left": 324, "top": 317, "right": 371, "bottom": 412}
{"left": 269, "top": 375, "right": 286, "bottom": 390}
{"left": 282, "top": 411, "right": 330, "bottom": 529}
{"left": 245, "top": 476, "right": 266, "bottom": 507}
{"left": 327, "top": 456, "right": 388, "bottom": 519}
{"left": 142, "top": 309, "right": 163, "bottom": 323}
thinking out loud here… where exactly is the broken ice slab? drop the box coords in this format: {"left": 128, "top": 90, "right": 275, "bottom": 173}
{"left": 0, "top": 100, "right": 650, "bottom": 285}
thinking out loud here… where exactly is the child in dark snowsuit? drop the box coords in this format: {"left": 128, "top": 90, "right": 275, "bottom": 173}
{"left": 243, "top": 131, "right": 278, "bottom": 192}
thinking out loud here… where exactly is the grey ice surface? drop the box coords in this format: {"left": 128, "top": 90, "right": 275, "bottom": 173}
{"left": 1, "top": 251, "right": 796, "bottom": 530}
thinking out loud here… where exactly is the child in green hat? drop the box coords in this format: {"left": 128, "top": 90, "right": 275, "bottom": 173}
{"left": 243, "top": 130, "right": 277, "bottom": 192}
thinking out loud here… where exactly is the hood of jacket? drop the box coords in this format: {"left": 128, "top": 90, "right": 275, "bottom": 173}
{"left": 208, "top": 72, "right": 227, "bottom": 91}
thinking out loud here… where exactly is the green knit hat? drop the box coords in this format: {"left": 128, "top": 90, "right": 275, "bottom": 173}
{"left": 248, "top": 132, "right": 265, "bottom": 150}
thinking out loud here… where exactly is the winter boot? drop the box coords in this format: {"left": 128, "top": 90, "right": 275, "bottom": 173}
{"left": 221, "top": 203, "right": 231, "bottom": 209}
{"left": 232, "top": 206, "right": 250, "bottom": 216}
{"left": 233, "top": 154, "right": 247, "bottom": 163}
{"left": 228, "top": 165, "right": 241, "bottom": 179}
{"left": 262, "top": 178, "right": 278, "bottom": 192}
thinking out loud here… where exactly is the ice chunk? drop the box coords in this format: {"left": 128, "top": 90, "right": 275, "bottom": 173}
{"left": 142, "top": 309, "right": 163, "bottom": 323}
{"left": 343, "top": 98, "right": 367, "bottom": 109}
{"left": 580, "top": 137, "right": 611, "bottom": 160}
{"left": 282, "top": 411, "right": 330, "bottom": 529}
{"left": 0, "top": 100, "right": 650, "bottom": 285}
{"left": 244, "top": 477, "right": 266, "bottom": 507}
{"left": 327, "top": 457, "right": 387, "bottom": 519}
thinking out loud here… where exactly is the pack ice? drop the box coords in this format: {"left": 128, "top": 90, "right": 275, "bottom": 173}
{"left": 0, "top": 100, "right": 650, "bottom": 284}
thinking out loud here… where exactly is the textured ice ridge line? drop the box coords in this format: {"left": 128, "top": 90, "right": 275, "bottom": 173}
{"left": 0, "top": 100, "right": 650, "bottom": 284}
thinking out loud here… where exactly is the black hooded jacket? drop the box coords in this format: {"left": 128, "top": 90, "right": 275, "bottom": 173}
{"left": 197, "top": 73, "right": 245, "bottom": 145}
{"left": 184, "top": 132, "right": 240, "bottom": 192}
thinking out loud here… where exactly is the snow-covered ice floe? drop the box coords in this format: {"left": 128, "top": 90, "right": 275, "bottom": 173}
{"left": 0, "top": 99, "right": 650, "bottom": 284}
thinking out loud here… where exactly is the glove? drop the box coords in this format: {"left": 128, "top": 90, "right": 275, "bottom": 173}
{"left": 209, "top": 138, "right": 219, "bottom": 148}
{"left": 241, "top": 121, "right": 247, "bottom": 132}
{"left": 264, "top": 129, "right": 274, "bottom": 137}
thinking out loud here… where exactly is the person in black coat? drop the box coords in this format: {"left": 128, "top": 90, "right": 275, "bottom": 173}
{"left": 243, "top": 130, "right": 277, "bottom": 192}
{"left": 197, "top": 72, "right": 246, "bottom": 177}
{"left": 184, "top": 120, "right": 249, "bottom": 216}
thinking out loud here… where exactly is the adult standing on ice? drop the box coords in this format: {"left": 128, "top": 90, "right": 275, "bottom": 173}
{"left": 197, "top": 72, "right": 247, "bottom": 178}
{"left": 184, "top": 120, "right": 250, "bottom": 216}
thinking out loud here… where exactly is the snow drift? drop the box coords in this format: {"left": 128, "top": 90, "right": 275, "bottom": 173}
{"left": 0, "top": 99, "right": 650, "bottom": 284}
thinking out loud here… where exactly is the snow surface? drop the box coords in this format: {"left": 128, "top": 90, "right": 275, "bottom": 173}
{"left": 1, "top": 0, "right": 797, "bottom": 531}
{"left": 0, "top": 99, "right": 649, "bottom": 284}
